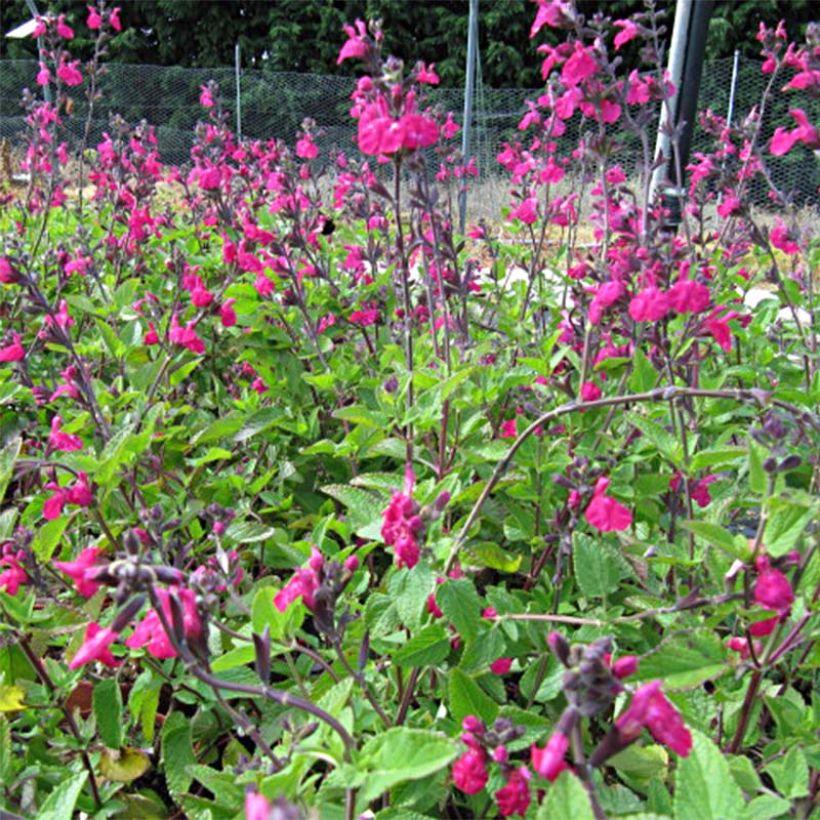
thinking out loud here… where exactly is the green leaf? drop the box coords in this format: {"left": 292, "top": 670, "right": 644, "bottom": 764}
{"left": 763, "top": 498, "right": 815, "bottom": 557}
{"left": 390, "top": 565, "right": 436, "bottom": 629}
{"left": 536, "top": 771, "right": 595, "bottom": 820}
{"left": 629, "top": 350, "right": 657, "bottom": 393}
{"left": 0, "top": 715, "right": 11, "bottom": 782}
{"left": 36, "top": 772, "right": 88, "bottom": 820}
{"left": 393, "top": 624, "right": 450, "bottom": 668}
{"left": 321, "top": 483, "right": 385, "bottom": 539}
{"left": 32, "top": 517, "right": 68, "bottom": 562}
{"left": 467, "top": 542, "right": 522, "bottom": 573}
{"left": 674, "top": 730, "right": 745, "bottom": 820}
{"left": 99, "top": 747, "right": 151, "bottom": 782}
{"left": 690, "top": 446, "right": 746, "bottom": 471}
{"left": 93, "top": 678, "right": 123, "bottom": 749}
{"left": 251, "top": 586, "right": 294, "bottom": 641}
{"left": 747, "top": 438, "right": 767, "bottom": 495}
{"left": 355, "top": 728, "right": 458, "bottom": 804}
{"left": 169, "top": 357, "right": 202, "bottom": 387}
{"left": 161, "top": 711, "right": 196, "bottom": 800}
{"left": 0, "top": 436, "right": 21, "bottom": 505}
{"left": 681, "top": 521, "right": 750, "bottom": 560}
{"left": 573, "top": 533, "right": 626, "bottom": 599}
{"left": 437, "top": 579, "right": 482, "bottom": 643}
{"left": 636, "top": 633, "right": 727, "bottom": 689}
{"left": 448, "top": 667, "right": 498, "bottom": 725}
{"left": 234, "top": 407, "right": 284, "bottom": 442}
{"left": 765, "top": 746, "right": 809, "bottom": 799}
{"left": 627, "top": 412, "right": 683, "bottom": 466}
{"left": 742, "top": 795, "right": 791, "bottom": 820}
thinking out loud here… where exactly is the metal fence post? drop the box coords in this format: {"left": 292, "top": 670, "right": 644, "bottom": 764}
{"left": 235, "top": 42, "right": 242, "bottom": 139}
{"left": 726, "top": 49, "right": 740, "bottom": 128}
{"left": 458, "top": 0, "right": 478, "bottom": 235}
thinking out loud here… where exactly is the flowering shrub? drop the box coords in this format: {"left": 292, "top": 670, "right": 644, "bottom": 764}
{"left": 0, "top": 2, "right": 817, "bottom": 818}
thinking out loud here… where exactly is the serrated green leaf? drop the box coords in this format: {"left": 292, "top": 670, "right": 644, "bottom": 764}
{"left": 536, "top": 771, "right": 594, "bottom": 820}
{"left": 393, "top": 624, "right": 450, "bottom": 668}
{"left": 0, "top": 436, "right": 21, "bottom": 505}
{"left": 763, "top": 499, "right": 815, "bottom": 557}
{"left": 169, "top": 357, "right": 202, "bottom": 387}
{"left": 742, "top": 795, "right": 791, "bottom": 820}
{"left": 573, "top": 533, "right": 626, "bottom": 599}
{"left": 354, "top": 728, "right": 458, "bottom": 804}
{"left": 234, "top": 407, "right": 284, "bottom": 442}
{"left": 321, "top": 483, "right": 385, "bottom": 539}
{"left": 636, "top": 632, "right": 727, "bottom": 688}
{"left": 690, "top": 447, "right": 746, "bottom": 471}
{"left": 390, "top": 564, "right": 436, "bottom": 629}
{"left": 161, "top": 711, "right": 196, "bottom": 799}
{"left": 437, "top": 579, "right": 482, "bottom": 644}
{"left": 765, "top": 746, "right": 809, "bottom": 799}
{"left": 36, "top": 772, "right": 88, "bottom": 820}
{"left": 681, "top": 521, "right": 750, "bottom": 560}
{"left": 448, "top": 668, "right": 498, "bottom": 725}
{"left": 93, "top": 678, "right": 123, "bottom": 749}
{"left": 674, "top": 730, "right": 745, "bottom": 820}
{"left": 467, "top": 542, "right": 522, "bottom": 573}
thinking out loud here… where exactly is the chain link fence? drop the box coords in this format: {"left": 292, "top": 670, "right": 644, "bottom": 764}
{"left": 1, "top": 56, "right": 817, "bottom": 208}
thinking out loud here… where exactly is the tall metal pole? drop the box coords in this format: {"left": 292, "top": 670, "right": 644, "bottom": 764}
{"left": 726, "top": 49, "right": 740, "bottom": 128}
{"left": 458, "top": 0, "right": 478, "bottom": 235}
{"left": 649, "top": 0, "right": 713, "bottom": 229}
{"left": 235, "top": 42, "right": 242, "bottom": 139}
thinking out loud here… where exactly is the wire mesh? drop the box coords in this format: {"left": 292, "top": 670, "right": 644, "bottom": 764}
{"left": 1, "top": 56, "right": 817, "bottom": 208}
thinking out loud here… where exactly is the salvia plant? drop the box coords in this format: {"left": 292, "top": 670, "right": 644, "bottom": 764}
{"left": 0, "top": 1, "right": 818, "bottom": 818}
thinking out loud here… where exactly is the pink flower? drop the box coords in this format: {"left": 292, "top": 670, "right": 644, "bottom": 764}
{"left": 589, "top": 280, "right": 625, "bottom": 326}
{"left": 770, "top": 109, "right": 819, "bottom": 155}
{"left": 0, "top": 334, "right": 25, "bottom": 362}
{"left": 349, "top": 308, "right": 379, "bottom": 326}
{"left": 220, "top": 298, "right": 237, "bottom": 327}
{"left": 110, "top": 7, "right": 121, "bottom": 31}
{"left": 0, "top": 258, "right": 19, "bottom": 284}
{"left": 244, "top": 791, "right": 270, "bottom": 820}
{"left": 69, "top": 623, "right": 119, "bottom": 669}
{"left": 36, "top": 63, "right": 51, "bottom": 86}
{"left": 495, "top": 767, "right": 531, "bottom": 817}
{"left": 55, "top": 546, "right": 103, "bottom": 597}
{"left": 702, "top": 306, "right": 738, "bottom": 353}
{"left": 561, "top": 43, "right": 598, "bottom": 87}
{"left": 381, "top": 466, "right": 423, "bottom": 569}
{"left": 628, "top": 287, "right": 670, "bottom": 322}
{"left": 754, "top": 566, "right": 794, "bottom": 613}
{"left": 612, "top": 655, "right": 639, "bottom": 679}
{"left": 296, "top": 135, "right": 318, "bottom": 159}
{"left": 490, "top": 657, "right": 513, "bottom": 675}
{"left": 727, "top": 636, "right": 762, "bottom": 659}
{"left": 500, "top": 418, "right": 518, "bottom": 439}
{"left": 48, "top": 415, "right": 83, "bottom": 452}
{"left": 199, "top": 85, "right": 215, "bottom": 108}
{"left": 57, "top": 59, "right": 83, "bottom": 87}
{"left": 452, "top": 748, "right": 488, "bottom": 794}
{"left": 580, "top": 381, "right": 601, "bottom": 402}
{"left": 416, "top": 62, "right": 440, "bottom": 85}
{"left": 770, "top": 219, "right": 800, "bottom": 255}
{"left": 56, "top": 15, "right": 74, "bottom": 39}
{"left": 317, "top": 313, "right": 337, "bottom": 334}
{"left": 668, "top": 279, "right": 710, "bottom": 314}
{"left": 87, "top": 6, "right": 102, "bottom": 29}
{"left": 717, "top": 191, "right": 742, "bottom": 219}
{"left": 531, "top": 732, "right": 569, "bottom": 781}
{"left": 613, "top": 19, "right": 639, "bottom": 50}
{"left": 615, "top": 680, "right": 692, "bottom": 756}
{"left": 144, "top": 322, "right": 160, "bottom": 345}
{"left": 337, "top": 19, "right": 368, "bottom": 64}
{"left": 274, "top": 547, "right": 324, "bottom": 612}
{"left": 169, "top": 313, "right": 206, "bottom": 354}
{"left": 0, "top": 548, "right": 29, "bottom": 596}
{"left": 585, "top": 476, "right": 632, "bottom": 532}
{"left": 509, "top": 196, "right": 539, "bottom": 224}
{"left": 126, "top": 588, "right": 201, "bottom": 659}
{"left": 530, "top": 0, "right": 572, "bottom": 37}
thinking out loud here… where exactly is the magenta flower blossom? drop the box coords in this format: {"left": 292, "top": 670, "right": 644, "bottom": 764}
{"left": 561, "top": 42, "right": 598, "bottom": 87}
{"left": 769, "top": 219, "right": 800, "bottom": 255}
{"left": 580, "top": 381, "right": 602, "bottom": 402}
{"left": 274, "top": 547, "right": 324, "bottom": 612}
{"left": 531, "top": 731, "right": 569, "bottom": 781}
{"left": 55, "top": 14, "right": 74, "bottom": 38}
{"left": 55, "top": 546, "right": 103, "bottom": 597}
{"left": 615, "top": 680, "right": 692, "bottom": 756}
{"left": 57, "top": 59, "right": 83, "bottom": 87}
{"left": 490, "top": 657, "right": 513, "bottom": 675}
{"left": 613, "top": 19, "right": 639, "bottom": 50}
{"left": 495, "top": 766, "right": 531, "bottom": 817}
{"left": 126, "top": 588, "right": 201, "bottom": 660}
{"left": 770, "top": 109, "right": 819, "bottom": 155}
{"left": 0, "top": 546, "right": 29, "bottom": 596}
{"left": 381, "top": 466, "right": 424, "bottom": 569}
{"left": 452, "top": 748, "right": 488, "bottom": 794}
{"left": 69, "top": 623, "right": 119, "bottom": 669}
{"left": 48, "top": 415, "right": 83, "bottom": 452}
{"left": 337, "top": 19, "right": 368, "bottom": 64}
{"left": 244, "top": 791, "right": 271, "bottom": 820}
{"left": 585, "top": 476, "right": 632, "bottom": 532}
{"left": 0, "top": 334, "right": 25, "bottom": 363}
{"left": 629, "top": 286, "right": 670, "bottom": 322}
{"left": 87, "top": 6, "right": 102, "bottom": 29}
{"left": 753, "top": 560, "right": 794, "bottom": 614}
{"left": 668, "top": 279, "right": 710, "bottom": 314}
{"left": 43, "top": 472, "right": 93, "bottom": 520}
{"left": 530, "top": 0, "right": 573, "bottom": 38}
